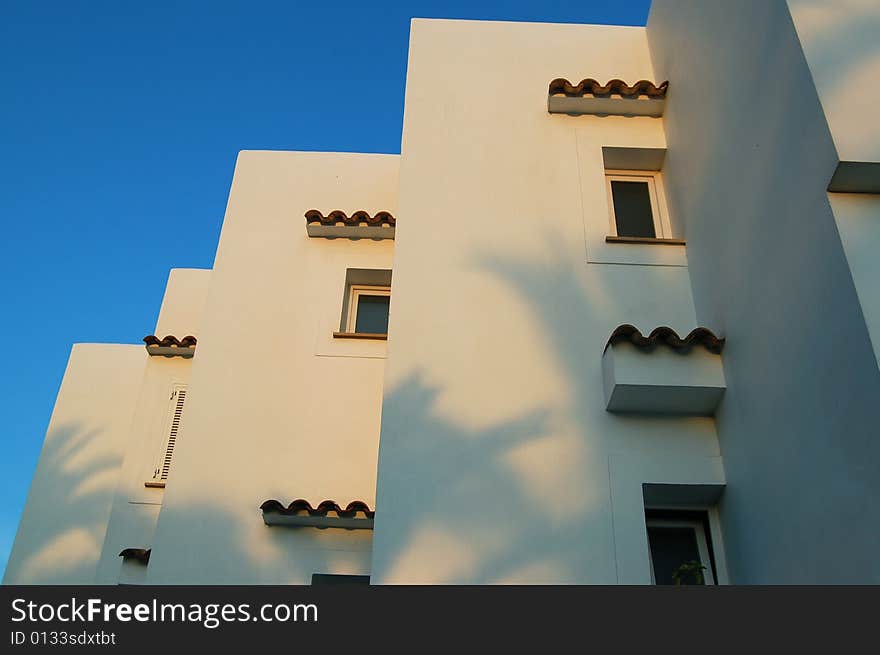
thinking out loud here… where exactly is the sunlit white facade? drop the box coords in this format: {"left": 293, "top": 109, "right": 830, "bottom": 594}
{"left": 6, "top": 0, "right": 880, "bottom": 585}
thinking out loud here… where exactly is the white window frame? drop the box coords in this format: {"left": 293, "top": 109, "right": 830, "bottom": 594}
{"left": 646, "top": 516, "right": 717, "bottom": 585}
{"left": 346, "top": 285, "right": 391, "bottom": 334}
{"left": 605, "top": 170, "right": 672, "bottom": 239}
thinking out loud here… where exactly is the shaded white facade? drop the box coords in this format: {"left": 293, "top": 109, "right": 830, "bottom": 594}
{"left": 6, "top": 0, "right": 880, "bottom": 585}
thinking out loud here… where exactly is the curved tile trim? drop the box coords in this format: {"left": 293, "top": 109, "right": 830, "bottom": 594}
{"left": 305, "top": 210, "right": 396, "bottom": 227}
{"left": 549, "top": 78, "right": 669, "bottom": 98}
{"left": 260, "top": 499, "right": 375, "bottom": 519}
{"left": 143, "top": 335, "right": 197, "bottom": 348}
{"left": 118, "top": 548, "right": 151, "bottom": 565}
{"left": 606, "top": 325, "right": 724, "bottom": 354}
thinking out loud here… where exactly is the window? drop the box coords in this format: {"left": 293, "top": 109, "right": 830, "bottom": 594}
{"left": 605, "top": 170, "right": 669, "bottom": 239}
{"left": 311, "top": 574, "right": 370, "bottom": 585}
{"left": 146, "top": 384, "right": 187, "bottom": 487}
{"left": 346, "top": 285, "right": 391, "bottom": 335}
{"left": 333, "top": 269, "right": 392, "bottom": 340}
{"left": 646, "top": 510, "right": 717, "bottom": 585}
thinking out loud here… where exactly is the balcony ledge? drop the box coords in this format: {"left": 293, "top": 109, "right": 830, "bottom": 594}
{"left": 602, "top": 326, "right": 725, "bottom": 415}
{"left": 305, "top": 210, "right": 395, "bottom": 240}
{"left": 260, "top": 499, "right": 375, "bottom": 530}
{"left": 143, "top": 335, "right": 196, "bottom": 358}
{"left": 548, "top": 78, "right": 667, "bottom": 117}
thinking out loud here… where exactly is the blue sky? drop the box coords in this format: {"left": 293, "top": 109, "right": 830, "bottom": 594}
{"left": 0, "top": 0, "right": 650, "bottom": 578}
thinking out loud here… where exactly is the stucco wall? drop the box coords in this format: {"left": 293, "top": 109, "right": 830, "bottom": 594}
{"left": 788, "top": 0, "right": 880, "bottom": 166}
{"left": 371, "top": 19, "right": 719, "bottom": 584}
{"left": 95, "top": 268, "right": 209, "bottom": 584}
{"left": 830, "top": 193, "right": 880, "bottom": 367}
{"left": 648, "top": 0, "right": 880, "bottom": 582}
{"left": 5, "top": 267, "right": 211, "bottom": 584}
{"left": 14, "top": 8, "right": 876, "bottom": 586}
{"left": 3, "top": 344, "right": 144, "bottom": 584}
{"left": 145, "top": 151, "right": 397, "bottom": 584}
{"left": 154, "top": 268, "right": 211, "bottom": 338}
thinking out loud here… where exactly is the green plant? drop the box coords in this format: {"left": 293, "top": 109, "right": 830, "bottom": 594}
{"left": 672, "top": 560, "right": 706, "bottom": 585}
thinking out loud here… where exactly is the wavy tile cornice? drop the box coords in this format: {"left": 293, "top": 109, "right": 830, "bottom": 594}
{"left": 143, "top": 335, "right": 197, "bottom": 348}
{"left": 118, "top": 548, "right": 151, "bottom": 565}
{"left": 549, "top": 78, "right": 668, "bottom": 98}
{"left": 606, "top": 324, "right": 724, "bottom": 354}
{"left": 305, "top": 210, "right": 396, "bottom": 227}
{"left": 260, "top": 499, "right": 375, "bottom": 519}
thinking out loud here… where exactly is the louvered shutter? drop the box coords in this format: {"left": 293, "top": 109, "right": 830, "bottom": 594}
{"left": 153, "top": 386, "right": 187, "bottom": 481}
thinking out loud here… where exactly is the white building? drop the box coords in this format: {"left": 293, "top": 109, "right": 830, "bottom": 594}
{"left": 5, "top": 0, "right": 880, "bottom": 585}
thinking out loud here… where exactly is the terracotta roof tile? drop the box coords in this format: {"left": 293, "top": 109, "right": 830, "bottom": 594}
{"left": 118, "top": 548, "right": 151, "bottom": 565}
{"left": 549, "top": 78, "right": 668, "bottom": 98}
{"left": 143, "top": 335, "right": 197, "bottom": 348}
{"left": 606, "top": 324, "right": 724, "bottom": 354}
{"left": 260, "top": 499, "right": 375, "bottom": 519}
{"left": 305, "top": 210, "right": 396, "bottom": 227}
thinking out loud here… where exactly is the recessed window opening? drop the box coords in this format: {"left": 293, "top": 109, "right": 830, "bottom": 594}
{"left": 338, "top": 269, "right": 392, "bottom": 337}
{"left": 645, "top": 509, "right": 718, "bottom": 585}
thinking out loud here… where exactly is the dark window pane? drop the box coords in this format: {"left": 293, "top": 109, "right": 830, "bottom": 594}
{"left": 611, "top": 180, "right": 655, "bottom": 238}
{"left": 355, "top": 295, "right": 390, "bottom": 334}
{"left": 647, "top": 526, "right": 703, "bottom": 585}
{"left": 311, "top": 574, "right": 370, "bottom": 585}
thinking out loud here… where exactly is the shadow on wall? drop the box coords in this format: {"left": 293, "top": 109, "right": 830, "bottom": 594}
{"left": 476, "top": 237, "right": 609, "bottom": 442}
{"left": 653, "top": 1, "right": 880, "bottom": 583}
{"left": 10, "top": 413, "right": 376, "bottom": 585}
{"left": 373, "top": 233, "right": 706, "bottom": 583}
{"left": 473, "top": 231, "right": 708, "bottom": 455}
{"left": 376, "top": 373, "right": 606, "bottom": 583}
{"left": 4, "top": 423, "right": 122, "bottom": 584}
{"left": 2, "top": 424, "right": 285, "bottom": 586}
{"left": 143, "top": 500, "right": 375, "bottom": 585}
{"left": 9, "top": 239, "right": 704, "bottom": 585}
